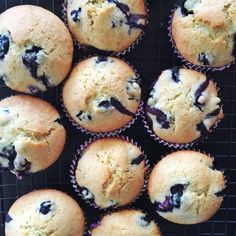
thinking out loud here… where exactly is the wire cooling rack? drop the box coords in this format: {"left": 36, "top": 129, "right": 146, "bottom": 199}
{"left": 0, "top": 0, "right": 236, "bottom": 235}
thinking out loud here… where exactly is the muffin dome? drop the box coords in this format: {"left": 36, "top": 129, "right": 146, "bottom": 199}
{"left": 91, "top": 209, "right": 162, "bottom": 236}
{"left": 148, "top": 150, "right": 226, "bottom": 224}
{"left": 0, "top": 5, "right": 73, "bottom": 93}
{"left": 75, "top": 138, "right": 146, "bottom": 208}
{"left": 0, "top": 95, "right": 66, "bottom": 178}
{"left": 67, "top": 0, "right": 147, "bottom": 52}
{"left": 172, "top": 0, "right": 236, "bottom": 68}
{"left": 5, "top": 189, "right": 85, "bottom": 236}
{"left": 146, "top": 68, "right": 224, "bottom": 145}
{"left": 63, "top": 56, "right": 141, "bottom": 133}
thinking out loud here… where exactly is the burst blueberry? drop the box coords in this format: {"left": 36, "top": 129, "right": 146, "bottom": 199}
{"left": 39, "top": 201, "right": 53, "bottom": 215}
{"left": 0, "top": 34, "right": 10, "bottom": 60}
{"left": 71, "top": 7, "right": 82, "bottom": 22}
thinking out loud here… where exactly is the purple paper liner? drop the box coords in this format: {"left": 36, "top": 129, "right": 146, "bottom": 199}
{"left": 168, "top": 8, "right": 233, "bottom": 72}
{"left": 87, "top": 208, "right": 163, "bottom": 236}
{"left": 147, "top": 149, "right": 227, "bottom": 221}
{"left": 61, "top": 55, "right": 144, "bottom": 137}
{"left": 62, "top": 0, "right": 149, "bottom": 56}
{"left": 142, "top": 70, "right": 224, "bottom": 149}
{"left": 70, "top": 134, "right": 149, "bottom": 211}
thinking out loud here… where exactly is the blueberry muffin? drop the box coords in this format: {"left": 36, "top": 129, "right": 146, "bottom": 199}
{"left": 67, "top": 0, "right": 147, "bottom": 52}
{"left": 172, "top": 0, "right": 236, "bottom": 68}
{"left": 146, "top": 68, "right": 224, "bottom": 145}
{"left": 0, "top": 5, "right": 73, "bottom": 94}
{"left": 0, "top": 95, "right": 66, "bottom": 178}
{"left": 148, "top": 150, "right": 226, "bottom": 224}
{"left": 90, "top": 209, "right": 162, "bottom": 236}
{"left": 63, "top": 56, "right": 141, "bottom": 133}
{"left": 5, "top": 189, "right": 85, "bottom": 236}
{"left": 75, "top": 138, "right": 146, "bottom": 209}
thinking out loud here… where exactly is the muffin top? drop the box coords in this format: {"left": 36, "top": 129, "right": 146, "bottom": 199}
{"left": 148, "top": 150, "right": 226, "bottom": 224}
{"left": 0, "top": 5, "right": 73, "bottom": 94}
{"left": 63, "top": 56, "right": 141, "bottom": 133}
{"left": 75, "top": 138, "right": 146, "bottom": 208}
{"left": 91, "top": 209, "right": 162, "bottom": 236}
{"left": 67, "top": 0, "right": 147, "bottom": 52}
{"left": 0, "top": 95, "right": 66, "bottom": 178}
{"left": 172, "top": 0, "right": 236, "bottom": 68}
{"left": 146, "top": 68, "right": 224, "bottom": 144}
{"left": 5, "top": 189, "right": 85, "bottom": 236}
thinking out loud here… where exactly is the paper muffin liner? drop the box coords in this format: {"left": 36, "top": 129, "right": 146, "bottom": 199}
{"left": 148, "top": 149, "right": 227, "bottom": 219}
{"left": 61, "top": 55, "right": 144, "bottom": 137}
{"left": 87, "top": 207, "right": 163, "bottom": 236}
{"left": 62, "top": 0, "right": 149, "bottom": 56}
{"left": 142, "top": 70, "right": 224, "bottom": 149}
{"left": 168, "top": 9, "right": 233, "bottom": 72}
{"left": 70, "top": 134, "right": 149, "bottom": 211}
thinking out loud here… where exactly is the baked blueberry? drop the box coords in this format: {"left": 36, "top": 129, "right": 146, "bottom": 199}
{"left": 194, "top": 78, "right": 209, "bottom": 111}
{"left": 110, "top": 97, "right": 135, "bottom": 116}
{"left": 131, "top": 154, "right": 145, "bottom": 165}
{"left": 146, "top": 106, "right": 170, "bottom": 129}
{"left": 39, "top": 201, "right": 54, "bottom": 215}
{"left": 170, "top": 184, "right": 185, "bottom": 208}
{"left": 0, "top": 33, "right": 10, "bottom": 60}
{"left": 180, "top": 0, "right": 193, "bottom": 17}
{"left": 81, "top": 187, "right": 94, "bottom": 200}
{"left": 206, "top": 108, "right": 221, "bottom": 119}
{"left": 96, "top": 56, "right": 108, "bottom": 64}
{"left": 71, "top": 8, "right": 82, "bottom": 22}
{"left": 232, "top": 33, "right": 236, "bottom": 57}
{"left": 170, "top": 68, "right": 180, "bottom": 83}
{"left": 198, "top": 53, "right": 211, "bottom": 66}
{"left": 5, "top": 213, "right": 12, "bottom": 223}
{"left": 196, "top": 122, "right": 208, "bottom": 137}
{"left": 139, "top": 214, "right": 152, "bottom": 227}
{"left": 28, "top": 85, "right": 40, "bottom": 94}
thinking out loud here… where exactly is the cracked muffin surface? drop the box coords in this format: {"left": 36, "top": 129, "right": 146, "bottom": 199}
{"left": 148, "top": 150, "right": 226, "bottom": 224}
{"left": 172, "top": 0, "right": 236, "bottom": 68}
{"left": 75, "top": 138, "right": 146, "bottom": 208}
{"left": 146, "top": 68, "right": 224, "bottom": 145}
{"left": 91, "top": 209, "right": 162, "bottom": 236}
{"left": 0, "top": 95, "right": 66, "bottom": 178}
{"left": 5, "top": 189, "right": 85, "bottom": 236}
{"left": 67, "top": 0, "right": 147, "bottom": 52}
{"left": 0, "top": 5, "right": 73, "bottom": 94}
{"left": 63, "top": 56, "right": 141, "bottom": 133}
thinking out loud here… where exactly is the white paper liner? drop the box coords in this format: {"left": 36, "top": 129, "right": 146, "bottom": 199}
{"left": 62, "top": 0, "right": 149, "bottom": 56}
{"left": 70, "top": 134, "right": 149, "bottom": 211}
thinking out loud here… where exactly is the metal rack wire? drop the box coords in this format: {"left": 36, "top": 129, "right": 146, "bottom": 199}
{"left": 0, "top": 0, "right": 236, "bottom": 235}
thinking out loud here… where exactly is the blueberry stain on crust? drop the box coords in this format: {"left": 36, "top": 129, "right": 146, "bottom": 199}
{"left": 0, "top": 33, "right": 11, "bottom": 60}
{"left": 194, "top": 78, "right": 210, "bottom": 111}
{"left": 22, "top": 46, "right": 52, "bottom": 90}
{"left": 146, "top": 105, "right": 170, "bottom": 129}
{"left": 98, "top": 98, "right": 134, "bottom": 116}
{"left": 107, "top": 0, "right": 146, "bottom": 33}
{"left": 71, "top": 7, "right": 82, "bottom": 22}
{"left": 206, "top": 108, "right": 221, "bottom": 119}
{"left": 155, "top": 184, "right": 186, "bottom": 212}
